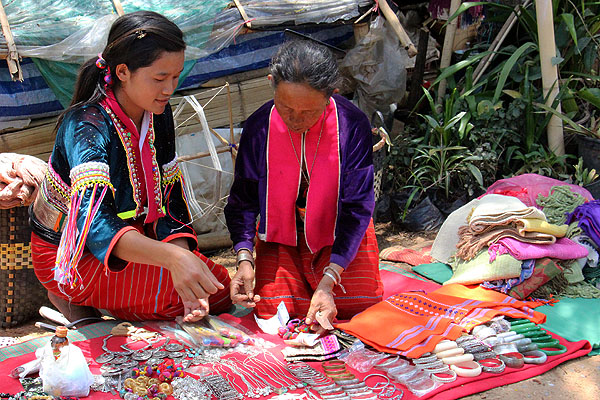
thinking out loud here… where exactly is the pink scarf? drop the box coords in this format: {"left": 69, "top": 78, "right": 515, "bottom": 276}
{"left": 100, "top": 90, "right": 164, "bottom": 223}
{"left": 488, "top": 236, "right": 589, "bottom": 262}
{"left": 265, "top": 98, "right": 340, "bottom": 252}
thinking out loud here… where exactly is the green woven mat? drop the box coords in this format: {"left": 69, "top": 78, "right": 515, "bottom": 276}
{"left": 412, "top": 262, "right": 453, "bottom": 284}
{"left": 0, "top": 321, "right": 119, "bottom": 362}
{"left": 379, "top": 261, "right": 432, "bottom": 282}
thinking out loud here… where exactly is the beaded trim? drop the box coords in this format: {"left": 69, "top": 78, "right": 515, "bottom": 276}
{"left": 41, "top": 160, "right": 70, "bottom": 214}
{"left": 162, "top": 156, "right": 183, "bottom": 186}
{"left": 69, "top": 162, "right": 114, "bottom": 194}
{"left": 102, "top": 104, "right": 162, "bottom": 218}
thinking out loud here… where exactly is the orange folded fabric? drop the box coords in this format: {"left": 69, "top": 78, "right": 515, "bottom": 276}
{"left": 335, "top": 284, "right": 546, "bottom": 358}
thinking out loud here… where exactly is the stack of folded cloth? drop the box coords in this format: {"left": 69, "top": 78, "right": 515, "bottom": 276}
{"left": 446, "top": 194, "right": 590, "bottom": 299}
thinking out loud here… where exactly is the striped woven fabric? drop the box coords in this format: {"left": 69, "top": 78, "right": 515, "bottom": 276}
{"left": 336, "top": 283, "right": 546, "bottom": 358}
{"left": 379, "top": 242, "right": 434, "bottom": 266}
{"left": 31, "top": 232, "right": 232, "bottom": 321}
{"left": 253, "top": 222, "right": 383, "bottom": 320}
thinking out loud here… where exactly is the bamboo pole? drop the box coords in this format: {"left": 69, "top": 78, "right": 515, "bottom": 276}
{"left": 535, "top": 0, "right": 564, "bottom": 155}
{"left": 472, "top": 0, "right": 531, "bottom": 86}
{"left": 226, "top": 82, "right": 237, "bottom": 165}
{"left": 112, "top": 0, "right": 125, "bottom": 16}
{"left": 0, "top": 0, "right": 22, "bottom": 81}
{"left": 378, "top": 0, "right": 417, "bottom": 57}
{"left": 233, "top": 0, "right": 252, "bottom": 28}
{"left": 177, "top": 145, "right": 232, "bottom": 162}
{"left": 436, "top": 0, "right": 461, "bottom": 105}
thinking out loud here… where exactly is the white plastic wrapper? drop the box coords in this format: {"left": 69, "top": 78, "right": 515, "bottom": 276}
{"left": 36, "top": 341, "right": 94, "bottom": 397}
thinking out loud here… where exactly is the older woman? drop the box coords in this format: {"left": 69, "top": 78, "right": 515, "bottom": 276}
{"left": 225, "top": 40, "right": 383, "bottom": 329}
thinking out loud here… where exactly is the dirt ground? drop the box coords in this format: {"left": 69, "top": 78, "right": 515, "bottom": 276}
{"left": 2, "top": 223, "right": 598, "bottom": 398}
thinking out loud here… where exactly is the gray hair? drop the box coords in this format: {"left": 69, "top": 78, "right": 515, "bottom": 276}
{"left": 269, "top": 40, "right": 342, "bottom": 97}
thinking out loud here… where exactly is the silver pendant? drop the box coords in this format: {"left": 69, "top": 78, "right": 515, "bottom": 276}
{"left": 95, "top": 352, "right": 115, "bottom": 364}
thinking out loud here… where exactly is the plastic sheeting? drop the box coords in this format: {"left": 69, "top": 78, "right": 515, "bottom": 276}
{"left": 2, "top": 0, "right": 369, "bottom": 63}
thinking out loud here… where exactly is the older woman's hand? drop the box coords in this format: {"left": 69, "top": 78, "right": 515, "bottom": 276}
{"left": 230, "top": 262, "right": 260, "bottom": 308}
{"left": 306, "top": 281, "right": 337, "bottom": 334}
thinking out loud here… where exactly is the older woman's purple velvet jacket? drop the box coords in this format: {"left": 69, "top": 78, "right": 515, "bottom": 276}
{"left": 224, "top": 95, "right": 374, "bottom": 269}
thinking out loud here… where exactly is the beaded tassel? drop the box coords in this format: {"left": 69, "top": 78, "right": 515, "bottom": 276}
{"left": 54, "top": 162, "right": 113, "bottom": 289}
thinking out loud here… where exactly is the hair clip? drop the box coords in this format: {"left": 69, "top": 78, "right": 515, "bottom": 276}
{"left": 135, "top": 29, "right": 147, "bottom": 39}
{"left": 96, "top": 53, "right": 107, "bottom": 69}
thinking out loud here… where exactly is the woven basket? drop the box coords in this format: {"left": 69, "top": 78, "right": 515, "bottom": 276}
{"left": 0, "top": 206, "right": 49, "bottom": 328}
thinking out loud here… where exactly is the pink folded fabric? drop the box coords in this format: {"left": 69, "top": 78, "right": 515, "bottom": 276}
{"left": 488, "top": 237, "right": 589, "bottom": 262}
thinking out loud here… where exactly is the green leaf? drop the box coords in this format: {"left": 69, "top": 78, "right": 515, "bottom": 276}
{"left": 433, "top": 52, "right": 491, "bottom": 86}
{"left": 446, "top": 2, "right": 513, "bottom": 24}
{"left": 422, "top": 114, "right": 440, "bottom": 129}
{"left": 503, "top": 89, "right": 522, "bottom": 99}
{"left": 577, "top": 88, "right": 600, "bottom": 110}
{"left": 466, "top": 163, "right": 484, "bottom": 186}
{"left": 560, "top": 13, "right": 578, "bottom": 48}
{"left": 534, "top": 102, "right": 584, "bottom": 132}
{"left": 477, "top": 100, "right": 493, "bottom": 115}
{"left": 493, "top": 42, "right": 537, "bottom": 104}
{"left": 458, "top": 113, "right": 472, "bottom": 139}
{"left": 446, "top": 111, "right": 467, "bottom": 130}
{"left": 551, "top": 56, "right": 564, "bottom": 65}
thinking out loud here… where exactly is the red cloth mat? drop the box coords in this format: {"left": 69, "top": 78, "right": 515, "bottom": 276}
{"left": 0, "top": 273, "right": 592, "bottom": 398}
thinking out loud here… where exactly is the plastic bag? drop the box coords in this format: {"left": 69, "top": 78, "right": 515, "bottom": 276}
{"left": 336, "top": 341, "right": 388, "bottom": 373}
{"left": 340, "top": 16, "right": 407, "bottom": 119}
{"left": 37, "top": 342, "right": 93, "bottom": 397}
{"left": 394, "top": 196, "right": 444, "bottom": 232}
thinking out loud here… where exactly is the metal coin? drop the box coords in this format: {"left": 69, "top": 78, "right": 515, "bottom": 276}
{"left": 169, "top": 351, "right": 185, "bottom": 359}
{"left": 164, "top": 343, "right": 184, "bottom": 352}
{"left": 131, "top": 350, "right": 152, "bottom": 361}
{"left": 120, "top": 360, "right": 138, "bottom": 369}
{"left": 153, "top": 350, "right": 169, "bottom": 359}
{"left": 145, "top": 357, "right": 162, "bottom": 366}
{"left": 111, "top": 355, "right": 129, "bottom": 365}
{"left": 100, "top": 364, "right": 122, "bottom": 375}
{"left": 95, "top": 352, "right": 115, "bottom": 364}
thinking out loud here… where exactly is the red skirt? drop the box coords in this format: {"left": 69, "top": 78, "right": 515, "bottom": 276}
{"left": 31, "top": 232, "right": 232, "bottom": 321}
{"left": 254, "top": 221, "right": 383, "bottom": 320}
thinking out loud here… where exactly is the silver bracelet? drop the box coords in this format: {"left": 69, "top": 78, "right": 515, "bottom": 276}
{"left": 237, "top": 249, "right": 255, "bottom": 269}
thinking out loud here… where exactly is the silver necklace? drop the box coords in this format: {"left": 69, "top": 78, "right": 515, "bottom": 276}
{"left": 287, "top": 110, "right": 327, "bottom": 184}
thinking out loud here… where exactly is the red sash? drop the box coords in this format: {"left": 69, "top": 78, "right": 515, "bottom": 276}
{"left": 265, "top": 98, "right": 340, "bottom": 252}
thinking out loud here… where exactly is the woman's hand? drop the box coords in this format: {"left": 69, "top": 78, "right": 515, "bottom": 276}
{"left": 167, "top": 247, "right": 224, "bottom": 304}
{"left": 112, "top": 231, "right": 224, "bottom": 305}
{"left": 182, "top": 298, "right": 210, "bottom": 322}
{"left": 305, "top": 281, "right": 337, "bottom": 335}
{"left": 230, "top": 261, "right": 260, "bottom": 308}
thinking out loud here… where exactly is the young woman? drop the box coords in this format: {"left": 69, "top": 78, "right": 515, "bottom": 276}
{"left": 225, "top": 40, "right": 384, "bottom": 331}
{"left": 30, "top": 11, "right": 231, "bottom": 322}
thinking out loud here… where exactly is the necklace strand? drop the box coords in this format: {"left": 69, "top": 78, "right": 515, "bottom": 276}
{"left": 288, "top": 109, "right": 327, "bottom": 185}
